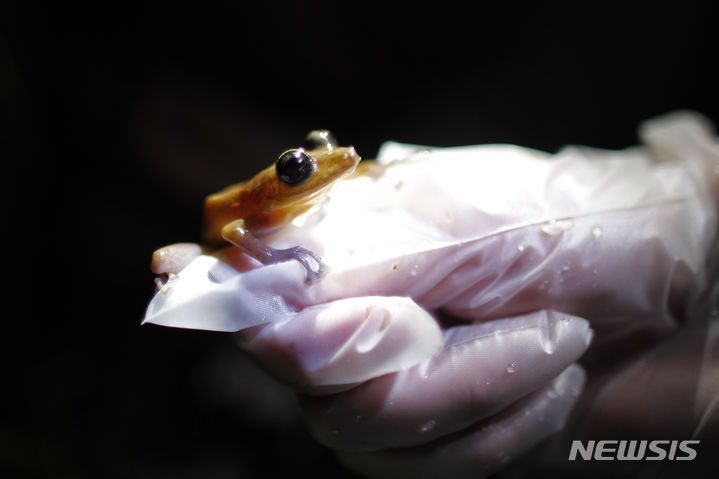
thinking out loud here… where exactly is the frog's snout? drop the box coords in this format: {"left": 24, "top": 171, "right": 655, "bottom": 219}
{"left": 345, "top": 146, "right": 361, "bottom": 165}
{"left": 310, "top": 144, "right": 361, "bottom": 179}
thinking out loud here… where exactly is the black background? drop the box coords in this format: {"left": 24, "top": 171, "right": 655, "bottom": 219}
{"left": 3, "top": 1, "right": 718, "bottom": 478}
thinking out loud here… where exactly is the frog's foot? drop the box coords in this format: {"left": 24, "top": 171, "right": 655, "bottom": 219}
{"left": 221, "top": 223, "right": 329, "bottom": 285}
{"left": 153, "top": 273, "right": 178, "bottom": 292}
{"left": 274, "top": 246, "right": 329, "bottom": 285}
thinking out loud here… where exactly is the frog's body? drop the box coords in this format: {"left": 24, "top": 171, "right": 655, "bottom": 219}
{"left": 152, "top": 130, "right": 361, "bottom": 284}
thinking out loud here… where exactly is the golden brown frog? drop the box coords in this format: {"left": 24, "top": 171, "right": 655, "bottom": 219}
{"left": 152, "top": 130, "right": 361, "bottom": 284}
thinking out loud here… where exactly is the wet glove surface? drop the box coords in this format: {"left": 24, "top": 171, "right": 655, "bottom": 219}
{"left": 145, "top": 112, "right": 719, "bottom": 477}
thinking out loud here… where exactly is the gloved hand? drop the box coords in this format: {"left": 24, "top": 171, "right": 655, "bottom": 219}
{"left": 238, "top": 306, "right": 592, "bottom": 478}
{"left": 144, "top": 111, "right": 719, "bottom": 477}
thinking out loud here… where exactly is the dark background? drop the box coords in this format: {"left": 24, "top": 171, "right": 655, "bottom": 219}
{"left": 3, "top": 1, "right": 718, "bottom": 478}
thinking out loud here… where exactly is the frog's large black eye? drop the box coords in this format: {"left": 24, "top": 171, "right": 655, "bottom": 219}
{"left": 276, "top": 149, "right": 314, "bottom": 186}
{"left": 304, "top": 130, "right": 338, "bottom": 150}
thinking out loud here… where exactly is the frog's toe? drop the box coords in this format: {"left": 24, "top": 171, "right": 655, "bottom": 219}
{"left": 284, "top": 246, "right": 329, "bottom": 284}
{"left": 301, "top": 253, "right": 330, "bottom": 285}
{"left": 304, "top": 268, "right": 325, "bottom": 285}
{"left": 309, "top": 259, "right": 330, "bottom": 284}
{"left": 316, "top": 259, "right": 330, "bottom": 276}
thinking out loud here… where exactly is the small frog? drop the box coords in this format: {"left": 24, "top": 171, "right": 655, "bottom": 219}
{"left": 152, "top": 130, "right": 361, "bottom": 284}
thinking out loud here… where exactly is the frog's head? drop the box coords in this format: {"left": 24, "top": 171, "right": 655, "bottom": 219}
{"left": 202, "top": 130, "right": 361, "bottom": 244}
{"left": 260, "top": 129, "right": 361, "bottom": 209}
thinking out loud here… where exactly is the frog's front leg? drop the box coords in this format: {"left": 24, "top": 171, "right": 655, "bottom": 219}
{"left": 221, "top": 219, "right": 329, "bottom": 284}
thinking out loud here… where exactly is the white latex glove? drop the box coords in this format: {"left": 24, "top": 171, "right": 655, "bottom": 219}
{"left": 144, "top": 111, "right": 719, "bottom": 477}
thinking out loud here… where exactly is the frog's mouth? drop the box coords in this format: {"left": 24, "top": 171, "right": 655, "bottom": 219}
{"left": 278, "top": 179, "right": 345, "bottom": 211}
